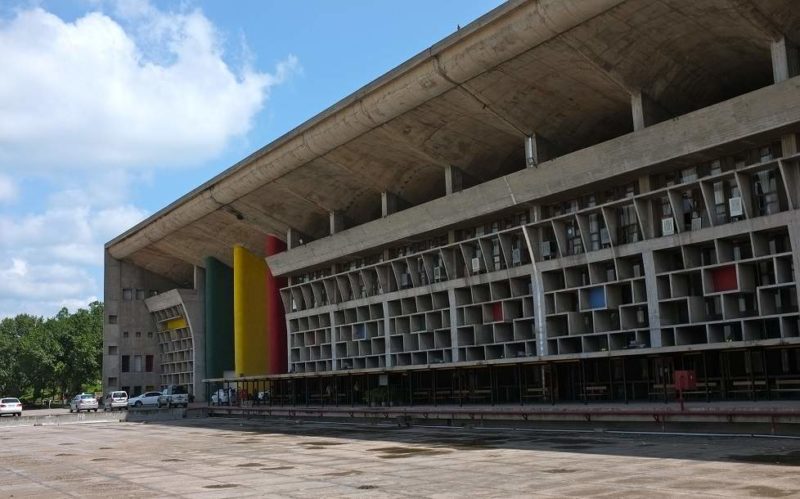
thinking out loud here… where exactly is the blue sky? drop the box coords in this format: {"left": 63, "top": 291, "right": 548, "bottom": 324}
{"left": 0, "top": 0, "right": 503, "bottom": 317}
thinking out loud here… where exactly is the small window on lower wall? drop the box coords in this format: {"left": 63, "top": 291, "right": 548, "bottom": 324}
{"left": 107, "top": 377, "right": 118, "bottom": 387}
{"left": 108, "top": 346, "right": 118, "bottom": 355}
{"left": 108, "top": 315, "right": 118, "bottom": 324}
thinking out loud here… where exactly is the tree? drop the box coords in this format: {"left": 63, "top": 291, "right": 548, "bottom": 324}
{"left": 0, "top": 302, "right": 103, "bottom": 400}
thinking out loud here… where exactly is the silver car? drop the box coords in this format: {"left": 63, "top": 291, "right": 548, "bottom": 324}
{"left": 0, "top": 397, "right": 22, "bottom": 417}
{"left": 69, "top": 393, "right": 99, "bottom": 413}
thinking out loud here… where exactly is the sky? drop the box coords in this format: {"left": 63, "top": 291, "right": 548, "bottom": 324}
{"left": 0, "top": 0, "right": 504, "bottom": 318}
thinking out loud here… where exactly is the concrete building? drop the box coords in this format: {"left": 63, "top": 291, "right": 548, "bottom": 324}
{"left": 104, "top": 0, "right": 800, "bottom": 405}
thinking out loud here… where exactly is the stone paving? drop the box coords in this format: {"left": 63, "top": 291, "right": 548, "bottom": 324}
{"left": 2, "top": 418, "right": 800, "bottom": 498}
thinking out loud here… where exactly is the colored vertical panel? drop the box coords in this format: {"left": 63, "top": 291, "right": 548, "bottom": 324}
{"left": 588, "top": 287, "right": 605, "bottom": 309}
{"left": 204, "top": 256, "right": 234, "bottom": 380}
{"left": 265, "top": 235, "right": 288, "bottom": 375}
{"left": 492, "top": 302, "right": 503, "bottom": 322}
{"left": 233, "top": 245, "right": 268, "bottom": 376}
{"left": 165, "top": 317, "right": 187, "bottom": 330}
{"left": 712, "top": 265, "right": 738, "bottom": 292}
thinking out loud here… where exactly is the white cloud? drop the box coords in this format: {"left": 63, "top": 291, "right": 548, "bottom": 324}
{"left": 0, "top": 3, "right": 298, "bottom": 170}
{"left": 0, "top": 1, "right": 295, "bottom": 317}
{"left": 0, "top": 174, "right": 17, "bottom": 203}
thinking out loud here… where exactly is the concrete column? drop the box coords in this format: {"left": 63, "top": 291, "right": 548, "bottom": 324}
{"left": 772, "top": 36, "right": 799, "bottom": 83}
{"left": 381, "top": 191, "right": 399, "bottom": 217}
{"left": 330, "top": 310, "right": 338, "bottom": 368}
{"left": 531, "top": 269, "right": 548, "bottom": 356}
{"left": 642, "top": 250, "right": 662, "bottom": 348}
{"left": 329, "top": 211, "right": 344, "bottom": 235}
{"left": 787, "top": 221, "right": 800, "bottom": 321}
{"left": 447, "top": 288, "right": 460, "bottom": 362}
{"left": 782, "top": 133, "right": 798, "bottom": 156}
{"left": 631, "top": 90, "right": 670, "bottom": 131}
{"left": 382, "top": 301, "right": 392, "bottom": 367}
{"left": 445, "top": 165, "right": 463, "bottom": 195}
{"left": 525, "top": 133, "right": 549, "bottom": 168}
{"left": 286, "top": 228, "right": 303, "bottom": 249}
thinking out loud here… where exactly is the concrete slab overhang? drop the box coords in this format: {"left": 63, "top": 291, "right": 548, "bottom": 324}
{"left": 105, "top": 0, "right": 800, "bottom": 283}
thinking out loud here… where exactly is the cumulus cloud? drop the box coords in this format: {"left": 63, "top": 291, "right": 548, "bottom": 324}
{"left": 0, "top": 3, "right": 298, "bottom": 170}
{"left": 0, "top": 1, "right": 295, "bottom": 317}
{"left": 0, "top": 174, "right": 16, "bottom": 203}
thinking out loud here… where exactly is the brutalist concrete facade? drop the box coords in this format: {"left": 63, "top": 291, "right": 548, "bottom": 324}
{"left": 103, "top": 0, "right": 800, "bottom": 403}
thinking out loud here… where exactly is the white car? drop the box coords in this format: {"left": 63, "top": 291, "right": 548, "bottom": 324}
{"left": 211, "top": 388, "right": 236, "bottom": 406}
{"left": 127, "top": 391, "right": 162, "bottom": 408}
{"left": 69, "top": 393, "right": 98, "bottom": 413}
{"left": 0, "top": 397, "right": 22, "bottom": 417}
{"left": 103, "top": 391, "right": 128, "bottom": 411}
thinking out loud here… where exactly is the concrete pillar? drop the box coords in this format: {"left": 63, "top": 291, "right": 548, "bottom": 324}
{"left": 445, "top": 165, "right": 463, "bottom": 195}
{"left": 286, "top": 228, "right": 303, "bottom": 249}
{"left": 329, "top": 211, "right": 344, "bottom": 235}
{"left": 631, "top": 90, "right": 670, "bottom": 131}
{"left": 447, "top": 288, "right": 460, "bottom": 362}
{"left": 772, "top": 36, "right": 799, "bottom": 83}
{"left": 782, "top": 133, "right": 798, "bottom": 156}
{"left": 381, "top": 191, "right": 399, "bottom": 217}
{"left": 382, "top": 301, "right": 392, "bottom": 367}
{"left": 642, "top": 250, "right": 662, "bottom": 348}
{"left": 525, "top": 133, "right": 549, "bottom": 168}
{"left": 531, "top": 269, "right": 548, "bottom": 356}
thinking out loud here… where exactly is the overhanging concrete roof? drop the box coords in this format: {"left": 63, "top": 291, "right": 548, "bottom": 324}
{"left": 106, "top": 0, "right": 800, "bottom": 283}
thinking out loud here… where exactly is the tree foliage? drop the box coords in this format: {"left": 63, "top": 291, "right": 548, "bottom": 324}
{"left": 0, "top": 302, "right": 103, "bottom": 399}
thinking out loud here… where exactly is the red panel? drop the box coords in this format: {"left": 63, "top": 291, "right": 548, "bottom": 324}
{"left": 711, "top": 265, "right": 737, "bottom": 292}
{"left": 265, "top": 234, "right": 288, "bottom": 375}
{"left": 674, "top": 370, "right": 696, "bottom": 390}
{"left": 492, "top": 302, "right": 503, "bottom": 322}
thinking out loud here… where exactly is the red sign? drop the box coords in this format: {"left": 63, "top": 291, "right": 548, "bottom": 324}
{"left": 674, "top": 370, "right": 697, "bottom": 391}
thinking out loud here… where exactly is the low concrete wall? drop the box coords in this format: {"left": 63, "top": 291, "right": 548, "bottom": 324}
{"left": 0, "top": 412, "right": 125, "bottom": 428}
{"left": 0, "top": 408, "right": 195, "bottom": 428}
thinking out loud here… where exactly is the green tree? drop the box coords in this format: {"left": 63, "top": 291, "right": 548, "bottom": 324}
{"left": 0, "top": 302, "right": 103, "bottom": 400}
{"left": 56, "top": 301, "right": 104, "bottom": 394}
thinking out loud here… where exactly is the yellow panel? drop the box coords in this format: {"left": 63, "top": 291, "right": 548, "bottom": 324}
{"left": 233, "top": 245, "right": 268, "bottom": 376}
{"left": 166, "top": 317, "right": 187, "bottom": 330}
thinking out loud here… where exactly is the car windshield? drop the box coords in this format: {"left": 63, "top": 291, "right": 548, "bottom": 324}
{"left": 1, "top": 398, "right": 19, "bottom": 403}
{"left": 80, "top": 395, "right": 95, "bottom": 400}
{"left": 112, "top": 392, "right": 127, "bottom": 398}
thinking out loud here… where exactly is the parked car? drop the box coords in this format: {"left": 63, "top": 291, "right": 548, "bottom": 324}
{"left": 0, "top": 397, "right": 22, "bottom": 417}
{"left": 69, "top": 393, "right": 98, "bottom": 413}
{"left": 103, "top": 391, "right": 128, "bottom": 411}
{"left": 211, "top": 388, "right": 236, "bottom": 406}
{"left": 158, "top": 385, "right": 189, "bottom": 408}
{"left": 127, "top": 391, "right": 162, "bottom": 408}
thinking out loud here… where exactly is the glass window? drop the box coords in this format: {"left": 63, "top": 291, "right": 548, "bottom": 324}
{"left": 121, "top": 355, "right": 130, "bottom": 373}
{"left": 134, "top": 355, "right": 142, "bottom": 373}
{"left": 108, "top": 315, "right": 117, "bottom": 324}
{"left": 135, "top": 289, "right": 145, "bottom": 300}
{"left": 122, "top": 288, "right": 132, "bottom": 300}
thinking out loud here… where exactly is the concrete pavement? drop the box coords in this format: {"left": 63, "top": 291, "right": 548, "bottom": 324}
{"left": 2, "top": 418, "right": 800, "bottom": 497}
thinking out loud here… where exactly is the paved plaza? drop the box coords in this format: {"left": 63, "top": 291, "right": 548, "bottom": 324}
{"left": 2, "top": 418, "right": 800, "bottom": 498}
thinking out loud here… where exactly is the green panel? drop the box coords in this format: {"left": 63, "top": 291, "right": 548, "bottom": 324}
{"left": 205, "top": 256, "right": 234, "bottom": 379}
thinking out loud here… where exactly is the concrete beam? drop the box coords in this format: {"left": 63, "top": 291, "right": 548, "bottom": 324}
{"left": 772, "top": 36, "right": 800, "bottom": 83}
{"left": 267, "top": 77, "right": 800, "bottom": 275}
{"left": 631, "top": 90, "right": 671, "bottom": 131}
